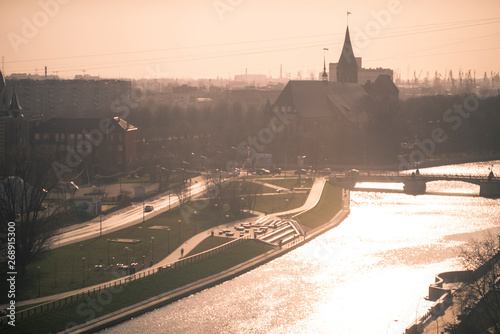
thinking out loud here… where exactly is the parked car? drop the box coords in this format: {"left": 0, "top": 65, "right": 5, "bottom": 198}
{"left": 255, "top": 168, "right": 271, "bottom": 175}
{"left": 294, "top": 168, "right": 307, "bottom": 175}
{"left": 144, "top": 205, "right": 154, "bottom": 212}
{"left": 270, "top": 167, "right": 282, "bottom": 175}
{"left": 346, "top": 169, "right": 360, "bottom": 178}
{"left": 319, "top": 167, "right": 332, "bottom": 175}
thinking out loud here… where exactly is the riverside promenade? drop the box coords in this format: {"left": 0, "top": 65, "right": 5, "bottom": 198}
{"left": 66, "top": 178, "right": 350, "bottom": 333}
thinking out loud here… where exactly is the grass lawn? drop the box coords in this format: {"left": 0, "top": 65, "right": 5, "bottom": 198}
{"left": 234, "top": 179, "right": 277, "bottom": 194}
{"left": 262, "top": 178, "right": 313, "bottom": 189}
{"left": 292, "top": 183, "right": 343, "bottom": 229}
{"left": 6, "top": 240, "right": 273, "bottom": 334}
{"left": 0, "top": 200, "right": 252, "bottom": 304}
{"left": 186, "top": 236, "right": 235, "bottom": 257}
{"left": 253, "top": 193, "right": 308, "bottom": 214}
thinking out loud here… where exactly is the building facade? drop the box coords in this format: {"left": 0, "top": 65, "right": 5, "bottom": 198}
{"left": 3, "top": 77, "right": 131, "bottom": 118}
{"left": 31, "top": 117, "right": 138, "bottom": 175}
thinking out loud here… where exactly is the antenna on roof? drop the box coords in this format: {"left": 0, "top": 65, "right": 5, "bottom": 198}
{"left": 347, "top": 11, "right": 351, "bottom": 26}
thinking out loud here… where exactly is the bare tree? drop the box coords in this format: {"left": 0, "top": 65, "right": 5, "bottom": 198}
{"left": 453, "top": 233, "right": 500, "bottom": 333}
{"left": 0, "top": 150, "right": 63, "bottom": 275}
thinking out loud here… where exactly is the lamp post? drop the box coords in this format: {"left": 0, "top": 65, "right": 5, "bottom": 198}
{"left": 177, "top": 219, "right": 181, "bottom": 244}
{"left": 124, "top": 247, "right": 129, "bottom": 265}
{"left": 36, "top": 266, "right": 41, "bottom": 297}
{"left": 193, "top": 211, "right": 198, "bottom": 235}
{"left": 151, "top": 237, "right": 155, "bottom": 262}
{"left": 81, "top": 257, "right": 86, "bottom": 287}
{"left": 107, "top": 239, "right": 110, "bottom": 265}
{"left": 99, "top": 196, "right": 102, "bottom": 237}
{"left": 166, "top": 227, "right": 171, "bottom": 253}
{"left": 142, "top": 184, "right": 145, "bottom": 224}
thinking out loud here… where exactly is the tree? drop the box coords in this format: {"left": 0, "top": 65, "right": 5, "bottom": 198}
{"left": 0, "top": 150, "right": 63, "bottom": 275}
{"left": 453, "top": 233, "right": 500, "bottom": 334}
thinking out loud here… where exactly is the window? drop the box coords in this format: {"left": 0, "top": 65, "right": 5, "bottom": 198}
{"left": 55, "top": 134, "right": 60, "bottom": 142}
{"left": 43, "top": 133, "right": 49, "bottom": 140}
{"left": 69, "top": 133, "right": 75, "bottom": 140}
{"left": 117, "top": 144, "right": 123, "bottom": 152}
{"left": 34, "top": 133, "right": 40, "bottom": 140}
{"left": 77, "top": 134, "right": 83, "bottom": 140}
{"left": 61, "top": 133, "right": 65, "bottom": 141}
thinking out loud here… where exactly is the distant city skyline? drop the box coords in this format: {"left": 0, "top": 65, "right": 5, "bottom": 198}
{"left": 2, "top": 0, "right": 500, "bottom": 80}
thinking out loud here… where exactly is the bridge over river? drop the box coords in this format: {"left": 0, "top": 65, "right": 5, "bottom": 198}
{"left": 329, "top": 170, "right": 500, "bottom": 197}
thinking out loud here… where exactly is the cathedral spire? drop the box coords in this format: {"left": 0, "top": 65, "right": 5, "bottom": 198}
{"left": 336, "top": 25, "right": 358, "bottom": 83}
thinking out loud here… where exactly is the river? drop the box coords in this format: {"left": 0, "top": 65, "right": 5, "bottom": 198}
{"left": 102, "top": 160, "right": 500, "bottom": 334}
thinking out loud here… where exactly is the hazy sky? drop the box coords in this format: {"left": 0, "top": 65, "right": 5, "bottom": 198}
{"left": 1, "top": 0, "right": 500, "bottom": 80}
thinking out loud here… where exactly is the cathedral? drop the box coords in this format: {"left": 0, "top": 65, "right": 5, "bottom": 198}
{"left": 270, "top": 25, "right": 400, "bottom": 165}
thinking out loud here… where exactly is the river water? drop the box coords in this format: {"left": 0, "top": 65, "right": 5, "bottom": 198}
{"left": 103, "top": 161, "right": 500, "bottom": 334}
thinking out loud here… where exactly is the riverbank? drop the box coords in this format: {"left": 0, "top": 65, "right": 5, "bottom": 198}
{"left": 2, "top": 181, "right": 349, "bottom": 333}
{"left": 70, "top": 192, "right": 350, "bottom": 334}
{"left": 71, "top": 184, "right": 349, "bottom": 334}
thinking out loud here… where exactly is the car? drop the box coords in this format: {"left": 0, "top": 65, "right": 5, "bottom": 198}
{"left": 294, "top": 168, "right": 307, "bottom": 175}
{"left": 319, "top": 168, "right": 332, "bottom": 175}
{"left": 346, "top": 169, "right": 360, "bottom": 178}
{"left": 144, "top": 205, "right": 154, "bottom": 212}
{"left": 255, "top": 168, "right": 271, "bottom": 175}
{"left": 270, "top": 167, "right": 282, "bottom": 175}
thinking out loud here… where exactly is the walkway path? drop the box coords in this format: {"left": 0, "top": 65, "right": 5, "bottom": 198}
{"left": 10, "top": 177, "right": 328, "bottom": 310}
{"left": 275, "top": 177, "right": 326, "bottom": 217}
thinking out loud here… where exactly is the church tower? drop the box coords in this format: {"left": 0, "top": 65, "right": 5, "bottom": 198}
{"left": 336, "top": 26, "right": 358, "bottom": 83}
{"left": 322, "top": 53, "right": 328, "bottom": 81}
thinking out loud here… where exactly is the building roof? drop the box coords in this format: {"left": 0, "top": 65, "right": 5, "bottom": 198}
{"left": 371, "top": 74, "right": 399, "bottom": 94}
{"left": 273, "top": 80, "right": 373, "bottom": 123}
{"left": 34, "top": 117, "right": 137, "bottom": 133}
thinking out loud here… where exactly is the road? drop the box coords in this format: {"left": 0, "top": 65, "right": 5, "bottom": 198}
{"left": 51, "top": 176, "right": 207, "bottom": 248}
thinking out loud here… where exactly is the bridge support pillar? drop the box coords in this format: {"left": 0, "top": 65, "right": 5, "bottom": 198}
{"left": 479, "top": 182, "right": 500, "bottom": 198}
{"left": 403, "top": 180, "right": 426, "bottom": 195}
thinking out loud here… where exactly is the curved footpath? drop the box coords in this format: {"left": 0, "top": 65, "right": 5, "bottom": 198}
{"left": 67, "top": 178, "right": 350, "bottom": 334}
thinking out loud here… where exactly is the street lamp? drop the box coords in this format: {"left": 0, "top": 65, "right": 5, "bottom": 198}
{"left": 107, "top": 239, "right": 111, "bottom": 265}
{"left": 99, "top": 196, "right": 102, "bottom": 237}
{"left": 36, "top": 266, "right": 41, "bottom": 297}
{"left": 124, "top": 247, "right": 130, "bottom": 265}
{"left": 151, "top": 237, "right": 155, "bottom": 262}
{"left": 142, "top": 184, "right": 145, "bottom": 224}
{"left": 166, "top": 227, "right": 171, "bottom": 254}
{"left": 81, "top": 257, "right": 86, "bottom": 287}
{"left": 193, "top": 211, "right": 198, "bottom": 235}
{"left": 177, "top": 219, "right": 181, "bottom": 244}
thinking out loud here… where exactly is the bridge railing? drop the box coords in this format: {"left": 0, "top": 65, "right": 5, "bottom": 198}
{"left": 331, "top": 171, "right": 499, "bottom": 182}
